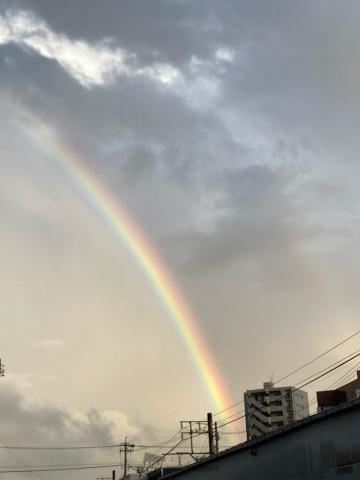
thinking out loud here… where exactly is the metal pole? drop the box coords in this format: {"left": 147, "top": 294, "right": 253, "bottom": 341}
{"left": 207, "top": 412, "right": 214, "bottom": 456}
{"left": 190, "top": 421, "right": 194, "bottom": 454}
{"left": 214, "top": 421, "right": 219, "bottom": 454}
{"left": 123, "top": 438, "right": 127, "bottom": 479}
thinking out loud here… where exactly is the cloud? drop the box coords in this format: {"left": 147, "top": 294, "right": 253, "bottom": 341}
{"left": 0, "top": 6, "right": 235, "bottom": 115}
{"left": 1, "top": 0, "right": 360, "bottom": 441}
{"left": 0, "top": 384, "right": 179, "bottom": 479}
{"left": 0, "top": 385, "right": 111, "bottom": 443}
{"left": 3, "top": 374, "right": 33, "bottom": 389}
{"left": 31, "top": 339, "right": 66, "bottom": 349}
{"left": 0, "top": 9, "right": 180, "bottom": 88}
{"left": 0, "top": 383, "right": 139, "bottom": 479}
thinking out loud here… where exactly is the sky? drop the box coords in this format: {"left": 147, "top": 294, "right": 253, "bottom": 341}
{"left": 1, "top": 0, "right": 360, "bottom": 478}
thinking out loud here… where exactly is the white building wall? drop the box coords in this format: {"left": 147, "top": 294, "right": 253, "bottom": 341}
{"left": 244, "top": 382, "right": 309, "bottom": 439}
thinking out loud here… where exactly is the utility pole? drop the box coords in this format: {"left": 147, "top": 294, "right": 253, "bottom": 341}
{"left": 0, "top": 359, "right": 5, "bottom": 377}
{"left": 180, "top": 420, "right": 209, "bottom": 456}
{"left": 214, "top": 421, "right": 219, "bottom": 454}
{"left": 120, "top": 437, "right": 134, "bottom": 478}
{"left": 207, "top": 412, "right": 215, "bottom": 456}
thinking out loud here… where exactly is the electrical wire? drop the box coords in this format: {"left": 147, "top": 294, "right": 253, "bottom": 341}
{"left": 133, "top": 433, "right": 182, "bottom": 452}
{"left": 0, "top": 440, "right": 46, "bottom": 480}
{"left": 0, "top": 461, "right": 124, "bottom": 469}
{"left": 0, "top": 437, "right": 185, "bottom": 452}
{"left": 327, "top": 361, "right": 360, "bottom": 390}
{"left": 274, "top": 330, "right": 360, "bottom": 385}
{"left": 143, "top": 430, "right": 208, "bottom": 473}
{"left": 0, "top": 463, "right": 123, "bottom": 474}
{"left": 217, "top": 350, "right": 360, "bottom": 429}
{"left": 1, "top": 333, "right": 358, "bottom": 472}
{"left": 219, "top": 347, "right": 360, "bottom": 424}
{"left": 0, "top": 443, "right": 126, "bottom": 450}
{"left": 116, "top": 347, "right": 360, "bottom": 471}
{"left": 214, "top": 329, "right": 360, "bottom": 418}
{"left": 307, "top": 360, "right": 360, "bottom": 413}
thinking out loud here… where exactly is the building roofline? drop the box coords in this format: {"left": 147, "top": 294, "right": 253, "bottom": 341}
{"left": 244, "top": 386, "right": 306, "bottom": 394}
{"left": 163, "top": 397, "right": 360, "bottom": 479}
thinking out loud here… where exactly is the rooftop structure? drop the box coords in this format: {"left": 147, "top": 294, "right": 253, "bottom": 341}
{"left": 317, "top": 370, "right": 360, "bottom": 411}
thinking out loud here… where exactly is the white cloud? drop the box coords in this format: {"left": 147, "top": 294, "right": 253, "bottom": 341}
{"left": 140, "top": 62, "right": 180, "bottom": 85}
{"left": 0, "top": 8, "right": 237, "bottom": 111}
{"left": 31, "top": 339, "right": 66, "bottom": 349}
{"left": 171, "top": 49, "right": 234, "bottom": 111}
{"left": 0, "top": 9, "right": 180, "bottom": 88}
{"left": 215, "top": 47, "right": 235, "bottom": 63}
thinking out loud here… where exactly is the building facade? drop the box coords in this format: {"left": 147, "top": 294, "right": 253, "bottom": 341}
{"left": 317, "top": 370, "right": 360, "bottom": 411}
{"left": 244, "top": 381, "right": 309, "bottom": 439}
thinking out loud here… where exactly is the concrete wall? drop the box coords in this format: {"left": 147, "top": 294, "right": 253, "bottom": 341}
{"left": 244, "top": 385, "right": 309, "bottom": 439}
{"left": 163, "top": 399, "right": 360, "bottom": 480}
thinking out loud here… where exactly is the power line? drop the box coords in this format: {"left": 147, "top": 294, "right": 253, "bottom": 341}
{"left": 274, "top": 329, "right": 360, "bottom": 385}
{"left": 132, "top": 347, "right": 360, "bottom": 470}
{"left": 219, "top": 347, "right": 360, "bottom": 424}
{"left": 218, "top": 431, "right": 246, "bottom": 435}
{"left": 0, "top": 440, "right": 46, "bottom": 480}
{"left": 214, "top": 328, "right": 360, "bottom": 418}
{"left": 0, "top": 461, "right": 125, "bottom": 469}
{"left": 134, "top": 444, "right": 219, "bottom": 450}
{"left": 217, "top": 351, "right": 360, "bottom": 429}
{"left": 326, "top": 360, "right": 360, "bottom": 391}
{"left": 307, "top": 360, "right": 360, "bottom": 412}
{"left": 0, "top": 433, "right": 202, "bottom": 456}
{"left": 0, "top": 443, "right": 126, "bottom": 450}
{"left": 144, "top": 437, "right": 186, "bottom": 472}
{"left": 0, "top": 463, "right": 123, "bottom": 474}
{"left": 132, "top": 431, "right": 182, "bottom": 452}
{"left": 143, "top": 430, "right": 208, "bottom": 473}
{"left": 0, "top": 440, "right": 183, "bottom": 451}
{"left": 291, "top": 349, "right": 360, "bottom": 390}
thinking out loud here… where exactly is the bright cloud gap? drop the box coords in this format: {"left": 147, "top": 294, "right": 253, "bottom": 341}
{"left": 0, "top": 9, "right": 180, "bottom": 88}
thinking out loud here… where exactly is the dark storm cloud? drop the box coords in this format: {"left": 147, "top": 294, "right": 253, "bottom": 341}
{"left": 0, "top": 3, "right": 242, "bottom": 242}
{"left": 2, "top": 0, "right": 359, "bottom": 290}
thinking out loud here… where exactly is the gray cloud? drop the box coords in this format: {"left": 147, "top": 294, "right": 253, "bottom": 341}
{"left": 0, "top": 384, "right": 135, "bottom": 479}
{"left": 0, "top": 0, "right": 359, "bottom": 449}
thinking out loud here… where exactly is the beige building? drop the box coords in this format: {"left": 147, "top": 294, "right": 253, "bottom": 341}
{"left": 244, "top": 382, "right": 309, "bottom": 440}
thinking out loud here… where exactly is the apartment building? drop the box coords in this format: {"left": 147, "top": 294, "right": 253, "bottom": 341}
{"left": 244, "top": 381, "right": 309, "bottom": 439}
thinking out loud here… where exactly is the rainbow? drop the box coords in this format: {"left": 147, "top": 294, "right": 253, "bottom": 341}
{"left": 22, "top": 114, "right": 233, "bottom": 419}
